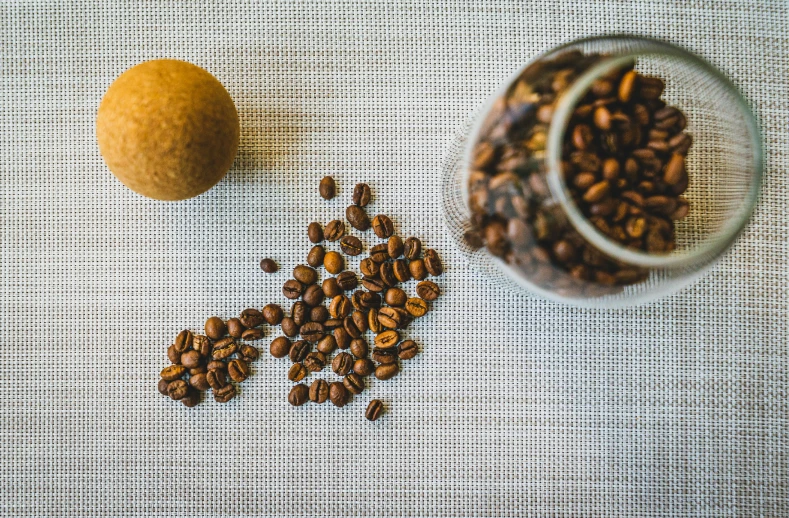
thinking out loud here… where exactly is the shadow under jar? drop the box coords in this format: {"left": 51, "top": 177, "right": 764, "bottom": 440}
{"left": 447, "top": 35, "right": 761, "bottom": 307}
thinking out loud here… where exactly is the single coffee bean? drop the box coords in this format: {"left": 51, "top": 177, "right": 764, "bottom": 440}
{"left": 227, "top": 359, "right": 250, "bottom": 382}
{"left": 281, "top": 317, "right": 299, "bottom": 338}
{"left": 262, "top": 303, "right": 284, "bottom": 325}
{"left": 212, "top": 338, "right": 238, "bottom": 360}
{"left": 288, "top": 363, "right": 307, "bottom": 382}
{"left": 307, "top": 245, "right": 325, "bottom": 267}
{"left": 189, "top": 373, "right": 210, "bottom": 391}
{"left": 322, "top": 277, "right": 342, "bottom": 298}
{"left": 340, "top": 235, "right": 364, "bottom": 256}
{"left": 324, "top": 220, "right": 345, "bottom": 241}
{"left": 180, "top": 350, "right": 202, "bottom": 370}
{"left": 409, "top": 259, "right": 428, "bottom": 280}
{"left": 344, "top": 373, "right": 365, "bottom": 395}
{"left": 303, "top": 284, "right": 325, "bottom": 307}
{"left": 359, "top": 291, "right": 381, "bottom": 309}
{"left": 161, "top": 365, "right": 186, "bottom": 381}
{"left": 350, "top": 337, "right": 369, "bottom": 358}
{"left": 293, "top": 265, "right": 318, "bottom": 285}
{"left": 289, "top": 340, "right": 311, "bottom": 363}
{"left": 359, "top": 257, "right": 380, "bottom": 277}
{"left": 288, "top": 384, "right": 309, "bottom": 406}
{"left": 167, "top": 344, "right": 180, "bottom": 364}
{"left": 308, "top": 222, "right": 324, "bottom": 243}
{"left": 226, "top": 318, "right": 245, "bottom": 339}
{"left": 387, "top": 235, "right": 404, "bottom": 259}
{"left": 663, "top": 153, "right": 686, "bottom": 186}
{"left": 206, "top": 360, "right": 226, "bottom": 372}
{"left": 189, "top": 366, "right": 207, "bottom": 376}
{"left": 354, "top": 358, "right": 375, "bottom": 377}
{"left": 309, "top": 379, "right": 329, "bottom": 404}
{"left": 372, "top": 215, "right": 394, "bottom": 238}
{"left": 398, "top": 340, "right": 419, "bottom": 360}
{"left": 316, "top": 334, "right": 337, "bottom": 354}
{"left": 310, "top": 305, "right": 329, "bottom": 323}
{"left": 374, "top": 363, "right": 399, "bottom": 381}
{"left": 158, "top": 378, "right": 171, "bottom": 396}
{"left": 332, "top": 352, "right": 353, "bottom": 376}
{"left": 352, "top": 183, "right": 372, "bottom": 206}
{"left": 174, "top": 330, "right": 194, "bottom": 353}
{"left": 351, "top": 310, "right": 368, "bottom": 334}
{"left": 416, "top": 280, "right": 440, "bottom": 301}
{"left": 238, "top": 344, "right": 260, "bottom": 362}
{"left": 260, "top": 258, "right": 278, "bottom": 273}
{"left": 324, "top": 318, "right": 343, "bottom": 330}
{"left": 393, "top": 307, "right": 412, "bottom": 328}
{"left": 282, "top": 279, "right": 304, "bottom": 300}
{"left": 392, "top": 259, "right": 411, "bottom": 283}
{"left": 270, "top": 336, "right": 292, "bottom": 358}
{"left": 192, "top": 335, "right": 211, "bottom": 358}
{"left": 206, "top": 369, "right": 227, "bottom": 390}
{"left": 369, "top": 243, "right": 390, "bottom": 263}
{"left": 333, "top": 327, "right": 351, "bottom": 349}
{"left": 372, "top": 347, "right": 398, "bottom": 364}
{"left": 405, "top": 297, "right": 428, "bottom": 317}
{"left": 300, "top": 321, "right": 325, "bottom": 342}
{"left": 182, "top": 388, "right": 201, "bottom": 407}
{"left": 424, "top": 249, "right": 443, "bottom": 276}
{"left": 319, "top": 175, "right": 336, "bottom": 200}
{"left": 346, "top": 205, "right": 371, "bottom": 231}
{"left": 618, "top": 69, "right": 638, "bottom": 102}
{"left": 304, "top": 351, "right": 327, "bottom": 372}
{"left": 375, "top": 330, "right": 400, "bottom": 348}
{"left": 403, "top": 237, "right": 422, "bottom": 260}
{"left": 167, "top": 379, "right": 189, "bottom": 400}
{"left": 329, "top": 382, "right": 350, "bottom": 407}
{"left": 366, "top": 399, "right": 384, "bottom": 421}
{"left": 377, "top": 307, "right": 402, "bottom": 329}
{"left": 239, "top": 308, "right": 265, "bottom": 329}
{"left": 324, "top": 251, "right": 344, "bottom": 274}
{"left": 343, "top": 315, "right": 362, "bottom": 338}
{"left": 213, "top": 383, "right": 236, "bottom": 403}
{"left": 291, "top": 301, "right": 309, "bottom": 326}
{"left": 362, "top": 276, "right": 386, "bottom": 292}
{"left": 336, "top": 271, "right": 358, "bottom": 291}
{"left": 367, "top": 307, "right": 382, "bottom": 333}
{"left": 329, "top": 295, "right": 352, "bottom": 319}
{"left": 351, "top": 290, "right": 365, "bottom": 311}
{"left": 384, "top": 287, "right": 407, "bottom": 307}
{"left": 379, "top": 262, "right": 397, "bottom": 287}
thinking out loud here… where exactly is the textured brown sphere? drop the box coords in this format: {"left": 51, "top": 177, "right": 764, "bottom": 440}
{"left": 97, "top": 59, "right": 240, "bottom": 201}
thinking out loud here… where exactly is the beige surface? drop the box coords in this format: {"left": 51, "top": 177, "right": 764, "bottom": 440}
{"left": 0, "top": 1, "right": 787, "bottom": 516}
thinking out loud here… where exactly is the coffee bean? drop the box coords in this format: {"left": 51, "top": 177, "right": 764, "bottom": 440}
{"left": 324, "top": 318, "right": 343, "bottom": 330}
{"left": 260, "top": 258, "right": 278, "bottom": 273}
{"left": 288, "top": 384, "right": 309, "bottom": 406}
{"left": 352, "top": 183, "right": 372, "bottom": 206}
{"left": 405, "top": 297, "right": 428, "bottom": 317}
{"left": 310, "top": 305, "right": 329, "bottom": 323}
{"left": 372, "top": 347, "right": 398, "bottom": 364}
{"left": 167, "top": 379, "right": 189, "bottom": 400}
{"left": 340, "top": 235, "right": 363, "bottom": 256}
{"left": 366, "top": 399, "right": 384, "bottom": 421}
{"left": 262, "top": 303, "right": 284, "bottom": 326}
{"left": 377, "top": 307, "right": 402, "bottom": 329}
{"left": 181, "top": 388, "right": 201, "bottom": 407}
{"left": 663, "top": 153, "right": 686, "bottom": 186}
{"left": 393, "top": 307, "right": 412, "bottom": 328}
{"left": 349, "top": 337, "right": 369, "bottom": 358}
{"left": 161, "top": 365, "right": 186, "bottom": 382}
{"left": 351, "top": 310, "right": 368, "bottom": 333}
{"left": 206, "top": 369, "right": 227, "bottom": 390}
{"left": 356, "top": 260, "right": 378, "bottom": 281}
{"left": 379, "top": 262, "right": 397, "bottom": 287}
{"left": 213, "top": 383, "right": 236, "bottom": 403}
{"left": 424, "top": 249, "right": 443, "bottom": 276}
{"left": 300, "top": 321, "right": 325, "bottom": 342}
{"left": 303, "top": 284, "right": 325, "bottom": 307}
{"left": 403, "top": 237, "right": 422, "bottom": 260}
{"left": 552, "top": 240, "right": 576, "bottom": 263}
{"left": 324, "top": 220, "right": 345, "bottom": 241}
{"left": 269, "top": 336, "right": 291, "bottom": 358}
{"left": 398, "top": 340, "right": 419, "bottom": 360}
{"left": 282, "top": 279, "right": 304, "bottom": 300}
{"left": 332, "top": 352, "right": 353, "bottom": 376}
{"left": 189, "top": 366, "right": 207, "bottom": 376}
{"left": 374, "top": 363, "right": 399, "bottom": 381}
{"left": 392, "top": 259, "right": 411, "bottom": 283}
{"left": 316, "top": 334, "right": 337, "bottom": 354}
{"left": 308, "top": 222, "right": 324, "bottom": 243}
{"left": 342, "top": 315, "right": 361, "bottom": 338}
{"left": 241, "top": 327, "right": 264, "bottom": 342}
{"left": 416, "top": 280, "right": 440, "bottom": 301}
{"left": 288, "top": 363, "right": 307, "bottom": 382}
{"left": 354, "top": 358, "right": 375, "bottom": 376}
{"left": 227, "top": 359, "right": 250, "bottom": 382}
{"left": 158, "top": 378, "right": 171, "bottom": 395}
{"left": 329, "top": 382, "right": 350, "bottom": 407}
{"left": 307, "top": 245, "right": 325, "bottom": 267}
{"left": 174, "top": 330, "right": 194, "bottom": 353}
{"left": 572, "top": 124, "right": 593, "bottom": 150}
{"left": 387, "top": 235, "right": 404, "bottom": 259}
{"left": 291, "top": 301, "right": 309, "bottom": 326}
{"left": 319, "top": 176, "right": 336, "bottom": 200}
{"left": 346, "top": 205, "right": 371, "bottom": 231}
{"left": 309, "top": 379, "right": 329, "bottom": 404}
{"left": 618, "top": 70, "right": 637, "bottom": 102}
{"left": 226, "top": 318, "right": 245, "bottom": 339}
{"left": 239, "top": 308, "right": 265, "bottom": 329}
{"left": 367, "top": 308, "right": 382, "bottom": 333}
{"left": 374, "top": 330, "right": 400, "bottom": 348}
{"left": 384, "top": 287, "right": 407, "bottom": 307}
{"left": 293, "top": 265, "right": 317, "bottom": 286}
{"left": 333, "top": 327, "right": 351, "bottom": 350}
{"left": 180, "top": 350, "right": 202, "bottom": 369}
{"left": 281, "top": 317, "right": 299, "bottom": 337}
{"left": 206, "top": 360, "right": 226, "bottom": 372}
{"left": 344, "top": 373, "right": 365, "bottom": 395}
{"left": 336, "top": 271, "right": 358, "bottom": 291}
{"left": 369, "top": 243, "right": 389, "bottom": 263}
{"left": 324, "top": 251, "right": 344, "bottom": 275}
{"left": 409, "top": 259, "right": 427, "bottom": 280}
{"left": 289, "top": 340, "right": 311, "bottom": 363}
{"left": 167, "top": 344, "right": 180, "bottom": 364}
{"left": 362, "top": 276, "right": 386, "bottom": 292}
{"left": 212, "top": 338, "right": 238, "bottom": 360}
{"left": 358, "top": 291, "right": 381, "bottom": 309}
{"left": 329, "top": 295, "right": 352, "bottom": 319}
{"left": 372, "top": 215, "right": 394, "bottom": 238}
{"left": 304, "top": 351, "right": 326, "bottom": 372}
{"left": 189, "top": 373, "right": 210, "bottom": 391}
{"left": 322, "top": 277, "right": 342, "bottom": 298}
{"left": 238, "top": 344, "right": 260, "bottom": 362}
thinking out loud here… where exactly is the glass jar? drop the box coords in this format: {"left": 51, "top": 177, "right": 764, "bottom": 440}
{"left": 442, "top": 35, "right": 761, "bottom": 307}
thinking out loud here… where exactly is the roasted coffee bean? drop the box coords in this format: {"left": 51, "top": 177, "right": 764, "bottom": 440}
{"left": 213, "top": 383, "right": 236, "bottom": 403}
{"left": 350, "top": 337, "right": 369, "bottom": 358}
{"left": 379, "top": 262, "right": 397, "bottom": 287}
{"left": 322, "top": 277, "right": 342, "bottom": 298}
{"left": 329, "top": 295, "right": 352, "bottom": 319}
{"left": 366, "top": 399, "right": 384, "bottom": 421}
{"left": 367, "top": 308, "right": 382, "bottom": 333}
{"left": 384, "top": 287, "right": 407, "bottom": 307}
{"left": 351, "top": 290, "right": 365, "bottom": 311}
{"left": 332, "top": 352, "right": 354, "bottom": 376}
{"left": 206, "top": 369, "right": 227, "bottom": 390}
{"left": 552, "top": 240, "right": 576, "bottom": 263}
{"left": 324, "top": 220, "right": 345, "bottom": 241}
{"left": 336, "top": 271, "right": 358, "bottom": 291}
{"left": 302, "top": 284, "right": 325, "bottom": 307}
{"left": 398, "top": 340, "right": 419, "bottom": 360}
{"left": 377, "top": 307, "right": 402, "bottom": 329}
{"left": 346, "top": 205, "right": 371, "bottom": 231}
{"left": 189, "top": 366, "right": 207, "bottom": 376}
{"left": 324, "top": 251, "right": 344, "bottom": 275}
{"left": 212, "top": 338, "right": 238, "bottom": 360}
{"left": 303, "top": 351, "right": 327, "bottom": 372}
{"left": 375, "top": 330, "right": 400, "bottom": 348}
{"left": 324, "top": 318, "right": 343, "bottom": 329}
{"left": 161, "top": 365, "right": 186, "bottom": 382}
{"left": 344, "top": 373, "right": 365, "bottom": 395}
{"left": 238, "top": 344, "right": 260, "bottom": 362}
{"left": 293, "top": 265, "right": 318, "bottom": 286}
{"left": 227, "top": 359, "right": 250, "bottom": 382}
{"left": 289, "top": 340, "right": 311, "bottom": 363}
{"left": 319, "top": 175, "right": 336, "bottom": 200}
{"left": 351, "top": 310, "right": 368, "bottom": 334}
{"left": 374, "top": 363, "right": 400, "bottom": 381}
{"left": 333, "top": 327, "right": 351, "bottom": 350}
{"left": 193, "top": 335, "right": 212, "bottom": 359}
{"left": 316, "top": 334, "right": 337, "bottom": 354}
{"left": 291, "top": 301, "right": 309, "bottom": 326}
{"left": 409, "top": 259, "right": 428, "bottom": 280}
{"left": 282, "top": 279, "right": 304, "bottom": 300}
{"left": 307, "top": 245, "right": 325, "bottom": 268}
{"left": 369, "top": 243, "right": 390, "bottom": 263}
{"left": 167, "top": 344, "right": 180, "bottom": 364}
{"left": 260, "top": 258, "right": 278, "bottom": 273}
{"left": 167, "top": 379, "right": 189, "bottom": 400}
{"left": 362, "top": 276, "right": 386, "bottom": 292}
{"left": 358, "top": 291, "right": 381, "bottom": 309}
{"left": 300, "top": 322, "right": 325, "bottom": 342}
{"left": 286, "top": 383, "right": 310, "bottom": 407}
{"left": 189, "top": 373, "right": 210, "bottom": 391}
{"left": 372, "top": 346, "right": 398, "bottom": 364}
{"left": 392, "top": 259, "right": 411, "bottom": 283}
{"left": 206, "top": 360, "right": 226, "bottom": 372}
{"left": 424, "top": 249, "right": 443, "bottom": 276}
{"left": 393, "top": 307, "right": 412, "bottom": 328}
{"left": 180, "top": 350, "right": 202, "bottom": 370}
{"left": 618, "top": 70, "right": 637, "bottom": 102}
{"left": 354, "top": 358, "right": 375, "bottom": 376}
{"left": 308, "top": 222, "right": 324, "bottom": 243}
{"left": 310, "top": 305, "right": 329, "bottom": 323}
{"left": 352, "top": 183, "right": 372, "bottom": 206}
{"left": 288, "top": 363, "right": 308, "bottom": 382}
{"left": 372, "top": 215, "right": 394, "bottom": 238}
{"left": 226, "top": 318, "right": 245, "bottom": 339}
{"left": 403, "top": 237, "right": 422, "bottom": 260}
{"left": 261, "top": 303, "right": 283, "bottom": 326}
{"left": 281, "top": 317, "right": 299, "bottom": 337}
{"left": 329, "top": 382, "right": 349, "bottom": 407}
{"left": 387, "top": 235, "right": 404, "bottom": 259}
{"left": 343, "top": 315, "right": 362, "bottom": 338}
{"left": 340, "top": 235, "right": 364, "bottom": 256}
{"left": 405, "top": 297, "right": 428, "bottom": 317}
{"left": 309, "top": 379, "right": 329, "bottom": 404}
{"left": 239, "top": 308, "right": 265, "bottom": 329}
{"left": 359, "top": 258, "right": 380, "bottom": 278}
{"left": 416, "top": 280, "right": 440, "bottom": 301}
{"left": 158, "top": 378, "right": 171, "bottom": 395}
{"left": 174, "top": 330, "right": 194, "bottom": 353}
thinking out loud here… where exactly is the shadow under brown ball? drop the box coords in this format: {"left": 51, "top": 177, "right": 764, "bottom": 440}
{"left": 97, "top": 59, "right": 240, "bottom": 201}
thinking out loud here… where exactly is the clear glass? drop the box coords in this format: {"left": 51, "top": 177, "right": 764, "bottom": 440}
{"left": 441, "top": 35, "right": 762, "bottom": 307}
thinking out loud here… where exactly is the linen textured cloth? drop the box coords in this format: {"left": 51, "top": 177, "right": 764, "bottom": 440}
{"left": 0, "top": 1, "right": 786, "bottom": 516}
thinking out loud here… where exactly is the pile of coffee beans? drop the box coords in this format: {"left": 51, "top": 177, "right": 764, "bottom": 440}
{"left": 466, "top": 50, "right": 693, "bottom": 296}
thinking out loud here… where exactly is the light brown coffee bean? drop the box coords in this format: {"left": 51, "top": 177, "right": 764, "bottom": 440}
{"left": 340, "top": 235, "right": 364, "bottom": 256}
{"left": 174, "top": 330, "right": 194, "bottom": 353}
{"left": 369, "top": 243, "right": 389, "bottom": 263}
{"left": 288, "top": 363, "right": 307, "bottom": 382}
{"left": 324, "top": 251, "right": 344, "bottom": 274}
{"left": 226, "top": 318, "right": 245, "bottom": 339}
{"left": 332, "top": 352, "right": 353, "bottom": 376}
{"left": 167, "top": 344, "right": 180, "bottom": 364}
{"left": 372, "top": 215, "right": 394, "bottom": 239}
{"left": 212, "top": 338, "right": 238, "bottom": 360}
{"left": 205, "top": 317, "right": 226, "bottom": 340}
{"left": 324, "top": 220, "right": 345, "bottom": 241}
{"left": 374, "top": 363, "right": 399, "bottom": 381}
{"left": 387, "top": 236, "right": 404, "bottom": 259}
{"left": 359, "top": 258, "right": 380, "bottom": 277}
{"left": 309, "top": 379, "right": 329, "bottom": 404}
{"left": 227, "top": 359, "right": 250, "bottom": 382}
{"left": 405, "top": 297, "right": 428, "bottom": 317}
{"left": 368, "top": 308, "right": 382, "bottom": 334}
{"left": 409, "top": 259, "right": 427, "bottom": 280}
{"left": 304, "top": 351, "right": 326, "bottom": 372}
{"left": 416, "top": 280, "right": 440, "bottom": 301}
{"left": 398, "top": 340, "right": 419, "bottom": 360}
{"left": 161, "top": 365, "right": 186, "bottom": 382}
{"left": 375, "top": 330, "right": 400, "bottom": 348}
{"left": 392, "top": 259, "right": 411, "bottom": 282}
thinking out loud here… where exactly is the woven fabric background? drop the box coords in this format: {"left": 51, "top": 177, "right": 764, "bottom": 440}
{"left": 1, "top": 1, "right": 787, "bottom": 516}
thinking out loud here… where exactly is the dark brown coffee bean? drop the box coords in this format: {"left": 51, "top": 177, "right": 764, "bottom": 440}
{"left": 354, "top": 358, "right": 374, "bottom": 377}
{"left": 644, "top": 195, "right": 677, "bottom": 215}
{"left": 372, "top": 346, "right": 398, "bottom": 364}
{"left": 669, "top": 132, "right": 692, "bottom": 155}
{"left": 310, "top": 305, "right": 329, "bottom": 323}
{"left": 552, "top": 240, "right": 576, "bottom": 263}
{"left": 321, "top": 277, "right": 342, "bottom": 298}
{"left": 583, "top": 181, "right": 610, "bottom": 203}
{"left": 281, "top": 317, "right": 299, "bottom": 337}
{"left": 291, "top": 301, "right": 309, "bottom": 326}
{"left": 671, "top": 198, "right": 690, "bottom": 220}
{"left": 352, "top": 183, "right": 372, "bottom": 206}
{"left": 324, "top": 220, "right": 345, "bottom": 241}
{"left": 333, "top": 327, "right": 351, "bottom": 350}
{"left": 340, "top": 235, "right": 363, "bottom": 256}
{"left": 309, "top": 379, "right": 329, "bottom": 404}
{"left": 403, "top": 237, "right": 421, "bottom": 260}
{"left": 342, "top": 315, "right": 361, "bottom": 338}
{"left": 319, "top": 175, "right": 336, "bottom": 200}
{"left": 374, "top": 330, "right": 400, "bottom": 348}
{"left": 367, "top": 308, "right": 382, "bottom": 333}
{"left": 206, "top": 369, "right": 227, "bottom": 390}
{"left": 167, "top": 344, "right": 180, "bottom": 364}
{"left": 161, "top": 365, "right": 186, "bottom": 382}
{"left": 260, "top": 258, "right": 278, "bottom": 273}
{"left": 189, "top": 365, "right": 207, "bottom": 375}
{"left": 180, "top": 350, "right": 202, "bottom": 370}
{"left": 302, "top": 284, "right": 325, "bottom": 307}
{"left": 304, "top": 351, "right": 326, "bottom": 372}
{"left": 372, "top": 215, "right": 394, "bottom": 238}
{"left": 405, "top": 297, "right": 428, "bottom": 318}
{"left": 362, "top": 276, "right": 386, "bottom": 292}
{"left": 572, "top": 124, "right": 593, "bottom": 150}
{"left": 344, "top": 373, "right": 365, "bottom": 395}
{"left": 300, "top": 322, "right": 325, "bottom": 342}
{"left": 316, "top": 334, "right": 337, "bottom": 354}
{"left": 387, "top": 235, "right": 404, "bottom": 259}
{"left": 239, "top": 308, "right": 264, "bottom": 329}
{"left": 227, "top": 359, "right": 250, "bottom": 382}
{"left": 158, "top": 378, "right": 171, "bottom": 396}
{"left": 349, "top": 337, "right": 369, "bottom": 358}
{"left": 324, "top": 251, "right": 344, "bottom": 275}
{"left": 377, "top": 307, "right": 402, "bottom": 329}
{"left": 182, "top": 390, "right": 200, "bottom": 407}
{"left": 288, "top": 363, "right": 307, "bottom": 382}
{"left": 307, "top": 245, "right": 325, "bottom": 268}
{"left": 260, "top": 303, "right": 282, "bottom": 326}
{"left": 409, "top": 259, "right": 427, "bottom": 280}
{"left": 282, "top": 279, "right": 304, "bottom": 300}
{"left": 332, "top": 352, "right": 353, "bottom": 376}
{"left": 293, "top": 265, "right": 317, "bottom": 286}
{"left": 206, "top": 360, "right": 226, "bottom": 372}
{"left": 424, "top": 249, "right": 443, "bottom": 276}
{"left": 374, "top": 363, "right": 399, "bottom": 380}
{"left": 398, "top": 340, "right": 419, "bottom": 360}
{"left": 213, "top": 383, "right": 236, "bottom": 403}
{"left": 392, "top": 259, "right": 411, "bottom": 282}
{"left": 289, "top": 340, "right": 311, "bottom": 363}
{"left": 288, "top": 384, "right": 309, "bottom": 406}
{"left": 366, "top": 399, "right": 384, "bottom": 421}
{"left": 324, "top": 318, "right": 343, "bottom": 330}
{"left": 174, "top": 330, "right": 194, "bottom": 353}
{"left": 167, "top": 379, "right": 189, "bottom": 400}
{"left": 238, "top": 344, "right": 260, "bottom": 362}
{"left": 379, "top": 262, "right": 397, "bottom": 287}
{"left": 351, "top": 310, "right": 368, "bottom": 333}
{"left": 336, "top": 271, "right": 358, "bottom": 291}
{"left": 416, "top": 280, "right": 440, "bottom": 301}
{"left": 308, "top": 222, "right": 324, "bottom": 243}
{"left": 369, "top": 243, "right": 389, "bottom": 263}
{"left": 359, "top": 258, "right": 380, "bottom": 277}
{"left": 212, "top": 338, "right": 238, "bottom": 360}
{"left": 189, "top": 373, "right": 210, "bottom": 391}
{"left": 329, "top": 382, "right": 349, "bottom": 407}
{"left": 359, "top": 291, "right": 381, "bottom": 309}
{"left": 226, "top": 318, "right": 245, "bottom": 339}
{"left": 346, "top": 205, "right": 371, "bottom": 231}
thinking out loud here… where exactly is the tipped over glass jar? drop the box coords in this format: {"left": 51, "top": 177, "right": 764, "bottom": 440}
{"left": 442, "top": 36, "right": 762, "bottom": 307}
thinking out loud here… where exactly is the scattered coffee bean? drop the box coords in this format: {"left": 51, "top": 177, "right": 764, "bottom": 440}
{"left": 174, "top": 330, "right": 194, "bottom": 353}
{"left": 332, "top": 352, "right": 353, "bottom": 376}
{"left": 289, "top": 340, "right": 311, "bottom": 363}
{"left": 409, "top": 259, "right": 427, "bottom": 280}
{"left": 324, "top": 220, "right": 345, "bottom": 241}
{"left": 239, "top": 308, "right": 265, "bottom": 329}
{"left": 158, "top": 379, "right": 171, "bottom": 395}
{"left": 324, "top": 251, "right": 344, "bottom": 274}
{"left": 228, "top": 359, "right": 250, "bottom": 382}
{"left": 308, "top": 222, "right": 324, "bottom": 243}
{"left": 324, "top": 318, "right": 343, "bottom": 329}
{"left": 270, "top": 337, "right": 292, "bottom": 359}
{"left": 182, "top": 389, "right": 201, "bottom": 407}
{"left": 291, "top": 301, "right": 309, "bottom": 326}
{"left": 342, "top": 315, "right": 361, "bottom": 338}
{"left": 369, "top": 243, "right": 389, "bottom": 263}
{"left": 161, "top": 365, "right": 186, "bottom": 382}
{"left": 416, "top": 280, "right": 440, "bottom": 301}
{"left": 189, "top": 373, "right": 210, "bottom": 391}
{"left": 238, "top": 344, "right": 260, "bottom": 362}
{"left": 372, "top": 215, "right": 394, "bottom": 239}
{"left": 424, "top": 249, "right": 443, "bottom": 276}
{"left": 359, "top": 258, "right": 380, "bottom": 278}
{"left": 189, "top": 366, "right": 207, "bottom": 376}
{"left": 362, "top": 276, "right": 386, "bottom": 292}
{"left": 366, "top": 399, "right": 384, "bottom": 421}
{"left": 372, "top": 347, "right": 398, "bottom": 364}
{"left": 304, "top": 351, "right": 327, "bottom": 372}
{"left": 310, "top": 305, "right": 329, "bottom": 323}
{"left": 262, "top": 303, "right": 284, "bottom": 325}
{"left": 167, "top": 379, "right": 189, "bottom": 400}
{"left": 379, "top": 262, "right": 397, "bottom": 287}
{"left": 387, "top": 235, "right": 404, "bottom": 259}
{"left": 404, "top": 297, "right": 428, "bottom": 317}
{"left": 180, "top": 350, "right": 202, "bottom": 370}
{"left": 167, "top": 344, "right": 180, "bottom": 364}
{"left": 403, "top": 237, "right": 421, "bottom": 260}
{"left": 377, "top": 307, "right": 402, "bottom": 329}
{"left": 336, "top": 271, "right": 358, "bottom": 291}
{"left": 303, "top": 284, "right": 325, "bottom": 307}
{"left": 281, "top": 317, "right": 299, "bottom": 337}
{"left": 212, "top": 338, "right": 238, "bottom": 360}
{"left": 392, "top": 259, "right": 411, "bottom": 282}
{"left": 358, "top": 291, "right": 381, "bottom": 309}
{"left": 344, "top": 373, "right": 365, "bottom": 395}
{"left": 316, "top": 334, "right": 337, "bottom": 354}
{"left": 307, "top": 245, "right": 325, "bottom": 267}
{"left": 206, "top": 369, "right": 227, "bottom": 390}
{"left": 206, "top": 360, "right": 226, "bottom": 372}
{"left": 329, "top": 295, "right": 352, "bottom": 319}
{"left": 349, "top": 337, "right": 369, "bottom": 358}
{"left": 351, "top": 310, "right": 368, "bottom": 334}
{"left": 293, "top": 265, "right": 318, "bottom": 285}
{"left": 367, "top": 308, "right": 382, "bottom": 333}
{"left": 282, "top": 279, "right": 304, "bottom": 300}
{"left": 398, "top": 340, "right": 419, "bottom": 360}
{"left": 319, "top": 176, "right": 336, "bottom": 200}
{"left": 193, "top": 335, "right": 211, "bottom": 357}
{"left": 288, "top": 384, "right": 309, "bottom": 406}
{"left": 227, "top": 318, "right": 245, "bottom": 339}
{"left": 213, "top": 383, "right": 236, "bottom": 403}
{"left": 288, "top": 363, "right": 307, "bottom": 382}
{"left": 333, "top": 327, "right": 351, "bottom": 350}
{"left": 374, "top": 363, "right": 399, "bottom": 381}
{"left": 300, "top": 321, "right": 325, "bottom": 342}
{"left": 260, "top": 258, "right": 279, "bottom": 273}
{"left": 329, "top": 382, "right": 350, "bottom": 407}
{"left": 354, "top": 358, "right": 375, "bottom": 377}
{"left": 340, "top": 235, "right": 364, "bottom": 256}
{"left": 375, "top": 330, "right": 400, "bottom": 348}
{"left": 352, "top": 183, "right": 372, "bottom": 206}
{"left": 309, "top": 379, "right": 329, "bottom": 403}
{"left": 346, "top": 205, "right": 371, "bottom": 231}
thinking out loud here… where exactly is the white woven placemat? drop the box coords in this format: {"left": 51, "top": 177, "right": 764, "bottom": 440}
{"left": 1, "top": 1, "right": 787, "bottom": 516}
